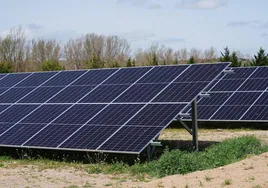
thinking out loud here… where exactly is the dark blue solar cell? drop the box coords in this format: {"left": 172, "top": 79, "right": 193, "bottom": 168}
{"left": 0, "top": 88, "right": 8, "bottom": 95}
{"left": 175, "top": 63, "right": 229, "bottom": 82}
{"left": 48, "top": 86, "right": 94, "bottom": 103}
{"left": 24, "top": 124, "right": 82, "bottom": 147}
{"left": 223, "top": 67, "right": 257, "bottom": 79}
{"left": 88, "top": 104, "right": 144, "bottom": 125}
{"left": 43, "top": 70, "right": 87, "bottom": 86}
{"left": 238, "top": 79, "right": 268, "bottom": 91}
{"left": 203, "top": 79, "right": 221, "bottom": 92}
{"left": 0, "top": 88, "right": 34, "bottom": 103}
{"left": 16, "top": 72, "right": 58, "bottom": 87}
{"left": 0, "top": 74, "right": 7, "bottom": 79}
{"left": 71, "top": 69, "right": 117, "bottom": 86}
{"left": 225, "top": 92, "right": 261, "bottom": 105}
{"left": 153, "top": 82, "right": 208, "bottom": 102}
{"left": 211, "top": 106, "right": 250, "bottom": 120}
{"left": 60, "top": 125, "right": 120, "bottom": 150}
{"left": 53, "top": 104, "right": 106, "bottom": 125}
{"left": 0, "top": 73, "right": 31, "bottom": 87}
{"left": 98, "top": 126, "right": 163, "bottom": 152}
{"left": 250, "top": 67, "right": 268, "bottom": 79}
{"left": 197, "top": 105, "right": 221, "bottom": 120}
{"left": 18, "top": 86, "right": 64, "bottom": 103}
{"left": 0, "top": 105, "right": 39, "bottom": 123}
{"left": 0, "top": 105, "right": 11, "bottom": 113}
{"left": 127, "top": 104, "right": 185, "bottom": 126}
{"left": 21, "top": 104, "right": 71, "bottom": 124}
{"left": 210, "top": 79, "right": 245, "bottom": 91}
{"left": 198, "top": 93, "right": 232, "bottom": 105}
{"left": 0, "top": 123, "right": 14, "bottom": 135}
{"left": 255, "top": 92, "right": 268, "bottom": 105}
{"left": 241, "top": 106, "right": 268, "bottom": 120}
{"left": 137, "top": 65, "right": 188, "bottom": 83}
{"left": 0, "top": 123, "right": 47, "bottom": 146}
{"left": 104, "top": 67, "right": 151, "bottom": 84}
{"left": 79, "top": 84, "right": 130, "bottom": 103}
{"left": 115, "top": 83, "right": 168, "bottom": 103}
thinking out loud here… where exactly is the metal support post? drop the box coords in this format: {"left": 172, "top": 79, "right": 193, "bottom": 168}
{"left": 191, "top": 99, "right": 199, "bottom": 151}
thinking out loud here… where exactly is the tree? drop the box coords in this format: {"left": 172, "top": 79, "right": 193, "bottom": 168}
{"left": 230, "top": 51, "right": 241, "bottom": 67}
{"left": 220, "top": 47, "right": 231, "bottom": 62}
{"left": 126, "top": 58, "right": 132, "bottom": 67}
{"left": 88, "top": 54, "right": 104, "bottom": 69}
{"left": 251, "top": 47, "right": 268, "bottom": 66}
{"left": 41, "top": 60, "right": 64, "bottom": 71}
{"left": 0, "top": 62, "right": 12, "bottom": 73}
{"left": 173, "top": 57, "right": 179, "bottom": 64}
{"left": 152, "top": 53, "right": 158, "bottom": 65}
{"left": 188, "top": 56, "right": 195, "bottom": 64}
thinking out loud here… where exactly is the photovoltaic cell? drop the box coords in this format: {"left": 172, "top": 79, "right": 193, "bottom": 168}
{"left": 211, "top": 105, "right": 250, "bottom": 120}
{"left": 48, "top": 86, "right": 94, "bottom": 103}
{"left": 43, "top": 71, "right": 87, "bottom": 86}
{"left": 0, "top": 73, "right": 31, "bottom": 87}
{"left": 250, "top": 67, "right": 268, "bottom": 78}
{"left": 24, "top": 124, "right": 82, "bottom": 147}
{"left": 225, "top": 92, "right": 261, "bottom": 105}
{"left": 53, "top": 104, "right": 106, "bottom": 125}
{"left": 79, "top": 84, "right": 130, "bottom": 103}
{"left": 223, "top": 67, "right": 256, "bottom": 79}
{"left": 88, "top": 104, "right": 145, "bottom": 125}
{"left": 98, "top": 126, "right": 163, "bottom": 152}
{"left": 0, "top": 105, "right": 38, "bottom": 123}
{"left": 127, "top": 104, "right": 185, "bottom": 126}
{"left": 60, "top": 125, "right": 121, "bottom": 150}
{"left": 153, "top": 82, "right": 209, "bottom": 102}
{"left": 0, "top": 88, "right": 34, "bottom": 103}
{"left": 16, "top": 72, "right": 58, "bottom": 87}
{"left": 0, "top": 123, "right": 14, "bottom": 135}
{"left": 21, "top": 104, "right": 71, "bottom": 124}
{"left": 114, "top": 83, "right": 168, "bottom": 103}
{"left": 71, "top": 69, "right": 117, "bottom": 86}
{"left": 137, "top": 66, "right": 187, "bottom": 83}
{"left": 175, "top": 63, "right": 228, "bottom": 82}
{"left": 18, "top": 87, "right": 64, "bottom": 103}
{"left": 210, "top": 79, "right": 246, "bottom": 91}
{"left": 238, "top": 79, "right": 268, "bottom": 91}
{"left": 0, "top": 123, "right": 47, "bottom": 146}
{"left": 255, "top": 92, "right": 268, "bottom": 105}
{"left": 241, "top": 106, "right": 268, "bottom": 120}
{"left": 103, "top": 67, "right": 151, "bottom": 84}
{"left": 198, "top": 93, "right": 232, "bottom": 105}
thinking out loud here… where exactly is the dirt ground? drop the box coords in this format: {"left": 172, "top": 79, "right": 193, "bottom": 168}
{"left": 0, "top": 129, "right": 267, "bottom": 188}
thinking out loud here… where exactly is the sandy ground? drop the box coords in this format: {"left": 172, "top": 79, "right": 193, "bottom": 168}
{"left": 0, "top": 129, "right": 267, "bottom": 188}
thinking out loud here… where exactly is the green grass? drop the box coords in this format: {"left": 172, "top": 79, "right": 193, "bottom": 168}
{"left": 90, "top": 136, "right": 268, "bottom": 178}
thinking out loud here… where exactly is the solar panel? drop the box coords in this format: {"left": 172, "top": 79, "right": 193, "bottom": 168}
{"left": 0, "top": 63, "right": 229, "bottom": 154}
{"left": 182, "top": 66, "right": 268, "bottom": 122}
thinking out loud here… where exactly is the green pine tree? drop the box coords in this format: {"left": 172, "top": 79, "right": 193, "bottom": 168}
{"left": 0, "top": 62, "right": 12, "bottom": 73}
{"left": 251, "top": 47, "right": 268, "bottom": 66}
{"left": 188, "top": 56, "right": 195, "bottom": 64}
{"left": 220, "top": 47, "right": 231, "bottom": 62}
{"left": 230, "top": 51, "right": 241, "bottom": 67}
{"left": 126, "top": 58, "right": 132, "bottom": 67}
{"left": 132, "top": 59, "right": 136, "bottom": 67}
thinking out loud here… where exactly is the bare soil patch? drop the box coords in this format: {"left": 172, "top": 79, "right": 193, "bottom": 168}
{"left": 0, "top": 129, "right": 267, "bottom": 188}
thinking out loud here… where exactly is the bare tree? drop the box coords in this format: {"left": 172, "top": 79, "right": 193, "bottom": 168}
{"left": 64, "top": 36, "right": 85, "bottom": 70}
{"left": 189, "top": 48, "right": 203, "bottom": 63}
{"left": 203, "top": 47, "right": 217, "bottom": 62}
{"left": 175, "top": 48, "right": 189, "bottom": 64}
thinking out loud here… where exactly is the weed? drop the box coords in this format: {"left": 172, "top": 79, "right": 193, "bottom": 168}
{"left": 103, "top": 183, "right": 113, "bottom": 186}
{"left": 199, "top": 180, "right": 203, "bottom": 187}
{"left": 205, "top": 175, "right": 212, "bottom": 182}
{"left": 252, "top": 185, "right": 261, "bottom": 188}
{"left": 249, "top": 176, "right": 255, "bottom": 181}
{"left": 223, "top": 179, "right": 232, "bottom": 186}
{"left": 68, "top": 185, "right": 79, "bottom": 188}
{"left": 0, "top": 163, "right": 4, "bottom": 167}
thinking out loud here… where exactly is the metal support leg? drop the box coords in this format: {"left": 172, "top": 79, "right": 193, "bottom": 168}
{"left": 192, "top": 99, "right": 199, "bottom": 151}
{"left": 147, "top": 135, "right": 160, "bottom": 161}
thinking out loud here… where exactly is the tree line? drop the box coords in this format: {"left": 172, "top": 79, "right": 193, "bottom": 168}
{"left": 0, "top": 26, "right": 268, "bottom": 73}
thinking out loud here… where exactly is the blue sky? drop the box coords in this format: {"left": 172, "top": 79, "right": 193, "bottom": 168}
{"left": 1, "top": 0, "right": 268, "bottom": 55}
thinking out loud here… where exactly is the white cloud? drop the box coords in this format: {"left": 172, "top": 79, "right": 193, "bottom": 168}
{"left": 261, "top": 33, "right": 268, "bottom": 37}
{"left": 117, "top": 0, "right": 162, "bottom": 9}
{"left": 120, "top": 30, "right": 156, "bottom": 42}
{"left": 182, "top": 0, "right": 227, "bottom": 9}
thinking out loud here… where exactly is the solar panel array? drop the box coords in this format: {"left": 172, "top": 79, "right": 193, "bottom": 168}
{"left": 182, "top": 66, "right": 268, "bottom": 122}
{"left": 0, "top": 63, "right": 229, "bottom": 154}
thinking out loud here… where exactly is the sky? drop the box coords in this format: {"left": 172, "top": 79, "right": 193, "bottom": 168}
{"left": 1, "top": 0, "right": 268, "bottom": 56}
